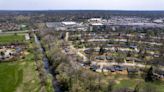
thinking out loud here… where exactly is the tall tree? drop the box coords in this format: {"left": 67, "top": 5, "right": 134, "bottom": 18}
{"left": 145, "top": 66, "right": 155, "bottom": 82}
{"left": 0, "top": 51, "right": 5, "bottom": 60}
{"left": 99, "top": 46, "right": 105, "bottom": 55}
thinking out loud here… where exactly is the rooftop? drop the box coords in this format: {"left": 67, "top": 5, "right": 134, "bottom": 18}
{"left": 62, "top": 21, "right": 77, "bottom": 25}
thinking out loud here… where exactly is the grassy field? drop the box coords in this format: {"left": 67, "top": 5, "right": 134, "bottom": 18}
{"left": 0, "top": 34, "right": 25, "bottom": 44}
{"left": 113, "top": 77, "right": 164, "bottom": 92}
{"left": 0, "top": 62, "right": 23, "bottom": 92}
{"left": 0, "top": 53, "right": 41, "bottom": 92}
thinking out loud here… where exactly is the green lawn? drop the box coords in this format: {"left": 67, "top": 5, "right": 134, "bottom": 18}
{"left": 113, "top": 78, "right": 164, "bottom": 92}
{"left": 114, "top": 79, "right": 140, "bottom": 89}
{"left": 0, "top": 63, "right": 23, "bottom": 92}
{"left": 0, "top": 34, "right": 25, "bottom": 44}
{"left": 0, "top": 60, "right": 41, "bottom": 92}
{"left": 24, "top": 52, "right": 35, "bottom": 62}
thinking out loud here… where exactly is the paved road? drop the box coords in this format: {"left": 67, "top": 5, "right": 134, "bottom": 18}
{"left": 0, "top": 30, "right": 29, "bottom": 35}
{"left": 87, "top": 39, "right": 163, "bottom": 46}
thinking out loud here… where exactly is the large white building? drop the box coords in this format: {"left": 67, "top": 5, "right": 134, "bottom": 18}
{"left": 62, "top": 21, "right": 77, "bottom": 26}
{"left": 46, "top": 21, "right": 88, "bottom": 31}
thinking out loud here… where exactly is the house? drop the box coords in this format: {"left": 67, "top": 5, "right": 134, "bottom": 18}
{"left": 103, "top": 66, "right": 115, "bottom": 72}
{"left": 15, "top": 47, "right": 22, "bottom": 53}
{"left": 90, "top": 65, "right": 100, "bottom": 71}
{"left": 64, "top": 48, "right": 69, "bottom": 53}
{"left": 95, "top": 56, "right": 106, "bottom": 60}
{"left": 103, "top": 65, "right": 127, "bottom": 72}
{"left": 153, "top": 54, "right": 160, "bottom": 58}
{"left": 0, "top": 49, "right": 15, "bottom": 61}
{"left": 88, "top": 18, "right": 103, "bottom": 23}
{"left": 95, "top": 49, "right": 100, "bottom": 52}
{"left": 114, "top": 65, "right": 126, "bottom": 71}
{"left": 84, "top": 50, "right": 90, "bottom": 54}
{"left": 126, "top": 57, "right": 135, "bottom": 63}
{"left": 106, "top": 56, "right": 113, "bottom": 60}
{"left": 154, "top": 70, "right": 164, "bottom": 79}
{"left": 129, "top": 45, "right": 138, "bottom": 51}
{"left": 83, "top": 61, "right": 91, "bottom": 66}
{"left": 109, "top": 67, "right": 116, "bottom": 72}
{"left": 89, "top": 23, "right": 106, "bottom": 31}
{"left": 84, "top": 48, "right": 94, "bottom": 54}
{"left": 126, "top": 57, "right": 142, "bottom": 63}
{"left": 127, "top": 68, "right": 139, "bottom": 74}
{"left": 88, "top": 18, "right": 105, "bottom": 31}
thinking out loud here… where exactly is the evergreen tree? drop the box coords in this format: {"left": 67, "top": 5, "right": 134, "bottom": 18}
{"left": 145, "top": 66, "right": 155, "bottom": 82}
{"left": 99, "top": 46, "right": 105, "bottom": 55}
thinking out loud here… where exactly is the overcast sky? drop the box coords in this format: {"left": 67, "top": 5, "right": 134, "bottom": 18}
{"left": 0, "top": 0, "right": 164, "bottom": 10}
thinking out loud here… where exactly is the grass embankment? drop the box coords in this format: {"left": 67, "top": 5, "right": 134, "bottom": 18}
{"left": 0, "top": 34, "right": 25, "bottom": 44}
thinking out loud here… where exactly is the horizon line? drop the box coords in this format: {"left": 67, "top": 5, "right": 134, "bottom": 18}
{"left": 0, "top": 9, "right": 164, "bottom": 12}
